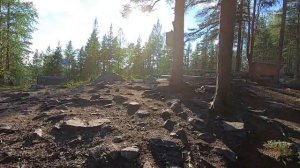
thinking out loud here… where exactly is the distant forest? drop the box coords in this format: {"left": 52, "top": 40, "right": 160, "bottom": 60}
{"left": 0, "top": 0, "right": 299, "bottom": 86}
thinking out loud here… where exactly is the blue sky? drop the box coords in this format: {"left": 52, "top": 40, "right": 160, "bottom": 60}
{"left": 23, "top": 0, "right": 208, "bottom": 52}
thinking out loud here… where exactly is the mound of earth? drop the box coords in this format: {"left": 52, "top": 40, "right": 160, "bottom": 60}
{"left": 96, "top": 72, "right": 125, "bottom": 83}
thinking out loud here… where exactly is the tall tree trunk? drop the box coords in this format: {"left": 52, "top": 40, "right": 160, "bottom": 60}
{"left": 248, "top": 0, "right": 257, "bottom": 74}
{"left": 277, "top": 0, "right": 287, "bottom": 81}
{"left": 6, "top": 1, "right": 11, "bottom": 73}
{"left": 0, "top": 0, "right": 3, "bottom": 79}
{"left": 236, "top": 0, "right": 244, "bottom": 72}
{"left": 246, "top": 0, "right": 251, "bottom": 71}
{"left": 170, "top": 0, "right": 184, "bottom": 88}
{"left": 294, "top": 11, "right": 300, "bottom": 80}
{"left": 210, "top": 0, "right": 237, "bottom": 113}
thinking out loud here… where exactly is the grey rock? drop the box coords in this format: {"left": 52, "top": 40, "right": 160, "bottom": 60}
{"left": 104, "top": 104, "right": 113, "bottom": 108}
{"left": 112, "top": 136, "right": 123, "bottom": 143}
{"left": 163, "top": 120, "right": 176, "bottom": 132}
{"left": 0, "top": 124, "right": 17, "bottom": 134}
{"left": 161, "top": 110, "right": 171, "bottom": 121}
{"left": 127, "top": 102, "right": 141, "bottom": 115}
{"left": 121, "top": 146, "right": 139, "bottom": 160}
{"left": 188, "top": 118, "right": 205, "bottom": 130}
{"left": 136, "top": 110, "right": 150, "bottom": 118}
{"left": 113, "top": 95, "right": 128, "bottom": 104}
{"left": 177, "top": 112, "right": 188, "bottom": 120}
{"left": 222, "top": 121, "right": 244, "bottom": 132}
{"left": 170, "top": 101, "right": 182, "bottom": 113}
{"left": 90, "top": 94, "right": 101, "bottom": 100}
{"left": 89, "top": 143, "right": 121, "bottom": 161}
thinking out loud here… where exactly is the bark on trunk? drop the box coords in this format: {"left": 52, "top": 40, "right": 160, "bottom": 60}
{"left": 170, "top": 0, "right": 184, "bottom": 88}
{"left": 248, "top": 0, "right": 257, "bottom": 74}
{"left": 235, "top": 0, "right": 244, "bottom": 72}
{"left": 294, "top": 12, "right": 300, "bottom": 80}
{"left": 277, "top": 0, "right": 287, "bottom": 81}
{"left": 246, "top": 0, "right": 251, "bottom": 71}
{"left": 6, "top": 1, "right": 11, "bottom": 72}
{"left": 210, "top": 0, "right": 237, "bottom": 113}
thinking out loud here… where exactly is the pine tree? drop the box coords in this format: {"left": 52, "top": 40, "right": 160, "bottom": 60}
{"left": 64, "top": 41, "right": 77, "bottom": 79}
{"left": 78, "top": 47, "right": 87, "bottom": 79}
{"left": 85, "top": 19, "right": 101, "bottom": 77}
{"left": 0, "top": 0, "right": 37, "bottom": 84}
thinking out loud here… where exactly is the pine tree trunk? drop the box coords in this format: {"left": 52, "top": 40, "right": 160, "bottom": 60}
{"left": 6, "top": 1, "right": 11, "bottom": 73}
{"left": 246, "top": 0, "right": 251, "bottom": 71}
{"left": 0, "top": 0, "right": 3, "bottom": 79}
{"left": 294, "top": 12, "right": 300, "bottom": 80}
{"left": 210, "top": 0, "right": 237, "bottom": 113}
{"left": 170, "top": 0, "right": 184, "bottom": 88}
{"left": 236, "top": 0, "right": 244, "bottom": 72}
{"left": 277, "top": 0, "right": 287, "bottom": 81}
{"left": 248, "top": 0, "right": 257, "bottom": 74}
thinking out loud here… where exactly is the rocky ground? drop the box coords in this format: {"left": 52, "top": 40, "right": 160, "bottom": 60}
{"left": 0, "top": 77, "right": 299, "bottom": 168}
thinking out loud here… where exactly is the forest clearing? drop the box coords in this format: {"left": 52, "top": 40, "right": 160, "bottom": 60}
{"left": 0, "top": 0, "right": 300, "bottom": 167}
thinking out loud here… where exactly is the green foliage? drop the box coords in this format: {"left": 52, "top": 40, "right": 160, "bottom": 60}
{"left": 42, "top": 43, "right": 63, "bottom": 76}
{"left": 263, "top": 140, "right": 299, "bottom": 166}
{"left": 0, "top": 0, "right": 38, "bottom": 85}
{"left": 64, "top": 41, "right": 77, "bottom": 79}
{"left": 84, "top": 19, "right": 101, "bottom": 77}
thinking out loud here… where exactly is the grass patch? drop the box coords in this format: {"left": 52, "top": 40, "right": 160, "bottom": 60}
{"left": 263, "top": 140, "right": 299, "bottom": 166}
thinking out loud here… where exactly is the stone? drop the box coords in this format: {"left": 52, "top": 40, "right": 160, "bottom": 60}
{"left": 196, "top": 132, "right": 214, "bottom": 141}
{"left": 0, "top": 124, "right": 17, "bottom": 134}
{"left": 161, "top": 110, "right": 171, "bottom": 121}
{"left": 188, "top": 118, "right": 205, "bottom": 130}
{"left": 89, "top": 143, "right": 121, "bottom": 161}
{"left": 115, "top": 88, "right": 120, "bottom": 92}
{"left": 175, "top": 129, "right": 187, "bottom": 142}
{"left": 90, "top": 94, "right": 101, "bottom": 100}
{"left": 149, "top": 138, "right": 183, "bottom": 167}
{"left": 104, "top": 104, "right": 113, "bottom": 108}
{"left": 136, "top": 110, "right": 150, "bottom": 118}
{"left": 34, "top": 128, "right": 43, "bottom": 138}
{"left": 127, "top": 102, "right": 141, "bottom": 115}
{"left": 163, "top": 120, "right": 176, "bottom": 132}
{"left": 113, "top": 95, "right": 128, "bottom": 104}
{"left": 214, "top": 147, "right": 237, "bottom": 162}
{"left": 222, "top": 121, "right": 244, "bottom": 132}
{"left": 137, "top": 122, "right": 147, "bottom": 127}
{"left": 222, "top": 121, "right": 246, "bottom": 138}
{"left": 121, "top": 146, "right": 139, "bottom": 160}
{"left": 112, "top": 136, "right": 123, "bottom": 143}
{"left": 60, "top": 117, "right": 111, "bottom": 132}
{"left": 177, "top": 112, "right": 188, "bottom": 120}
{"left": 170, "top": 101, "right": 182, "bottom": 113}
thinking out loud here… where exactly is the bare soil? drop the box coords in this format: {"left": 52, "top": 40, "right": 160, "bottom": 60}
{"left": 0, "top": 79, "right": 299, "bottom": 168}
